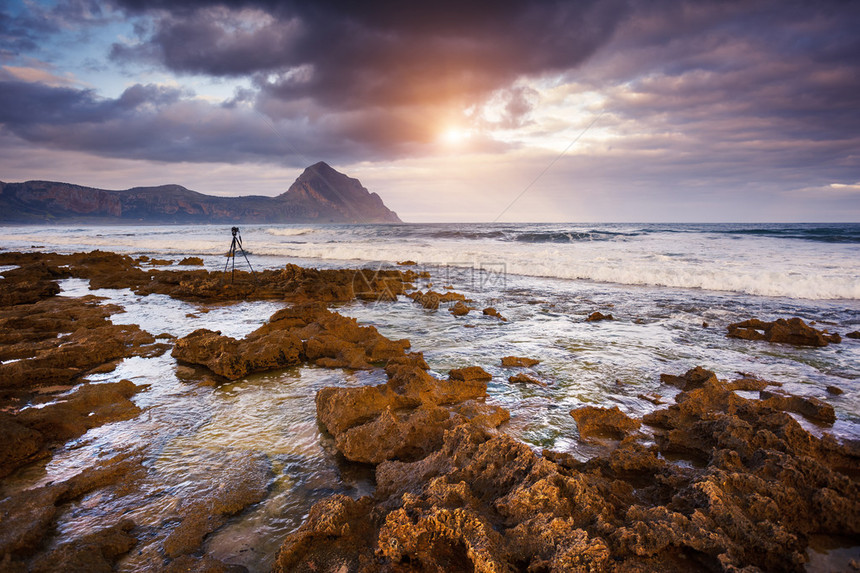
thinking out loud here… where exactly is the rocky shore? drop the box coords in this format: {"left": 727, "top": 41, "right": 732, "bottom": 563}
{"left": 1, "top": 250, "right": 858, "bottom": 572}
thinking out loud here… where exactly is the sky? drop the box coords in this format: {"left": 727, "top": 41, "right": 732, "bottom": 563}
{"left": 1, "top": 0, "right": 859, "bottom": 222}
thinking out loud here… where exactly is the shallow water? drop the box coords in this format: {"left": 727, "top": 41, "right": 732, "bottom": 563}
{"left": 2, "top": 224, "right": 859, "bottom": 570}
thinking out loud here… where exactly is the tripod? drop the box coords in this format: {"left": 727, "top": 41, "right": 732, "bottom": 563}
{"left": 224, "top": 226, "right": 257, "bottom": 284}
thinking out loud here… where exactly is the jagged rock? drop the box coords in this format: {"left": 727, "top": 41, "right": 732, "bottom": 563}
{"left": 449, "top": 301, "right": 474, "bottom": 316}
{"left": 827, "top": 385, "right": 844, "bottom": 395}
{"left": 660, "top": 366, "right": 718, "bottom": 391}
{"left": 0, "top": 450, "right": 143, "bottom": 563}
{"left": 483, "top": 307, "right": 507, "bottom": 321}
{"left": 586, "top": 311, "right": 614, "bottom": 322}
{"left": 449, "top": 366, "right": 492, "bottom": 382}
{"left": 846, "top": 331, "right": 860, "bottom": 339}
{"left": 0, "top": 295, "right": 162, "bottom": 391}
{"left": 509, "top": 372, "right": 545, "bottom": 386}
{"left": 407, "top": 289, "right": 467, "bottom": 310}
{"left": 172, "top": 303, "right": 410, "bottom": 378}
{"left": 172, "top": 328, "right": 303, "bottom": 380}
{"left": 281, "top": 368, "right": 860, "bottom": 572}
{"left": 1, "top": 381, "right": 146, "bottom": 478}
{"left": 316, "top": 363, "right": 507, "bottom": 464}
{"left": 727, "top": 317, "right": 841, "bottom": 346}
{"left": 759, "top": 389, "right": 836, "bottom": 424}
{"left": 28, "top": 519, "right": 136, "bottom": 573}
{"left": 397, "top": 260, "right": 417, "bottom": 266}
{"left": 178, "top": 256, "right": 204, "bottom": 266}
{"left": 571, "top": 405, "right": 641, "bottom": 439}
{"left": 501, "top": 356, "right": 540, "bottom": 368}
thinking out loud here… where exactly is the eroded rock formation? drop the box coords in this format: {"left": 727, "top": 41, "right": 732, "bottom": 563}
{"left": 277, "top": 367, "right": 860, "bottom": 572}
{"left": 727, "top": 317, "right": 842, "bottom": 346}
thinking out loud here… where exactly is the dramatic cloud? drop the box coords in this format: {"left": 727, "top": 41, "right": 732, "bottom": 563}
{"left": 1, "top": 0, "right": 859, "bottom": 220}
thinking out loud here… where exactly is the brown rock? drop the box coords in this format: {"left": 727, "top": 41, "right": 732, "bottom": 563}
{"left": 847, "top": 331, "right": 860, "bottom": 339}
{"left": 727, "top": 317, "right": 841, "bottom": 346}
{"left": 449, "top": 365, "right": 492, "bottom": 382}
{"left": 826, "top": 385, "right": 844, "bottom": 395}
{"left": 586, "top": 311, "right": 614, "bottom": 322}
{"left": 501, "top": 356, "right": 540, "bottom": 368}
{"left": 28, "top": 519, "right": 136, "bottom": 573}
{"left": 0, "top": 449, "right": 143, "bottom": 563}
{"left": 659, "top": 365, "right": 718, "bottom": 391}
{"left": 12, "top": 380, "right": 144, "bottom": 464}
{"left": 509, "top": 373, "right": 545, "bottom": 386}
{"left": 316, "top": 363, "right": 506, "bottom": 464}
{"left": 397, "top": 260, "right": 417, "bottom": 266}
{"left": 759, "top": 389, "right": 836, "bottom": 424}
{"left": 483, "top": 307, "right": 507, "bottom": 321}
{"left": 0, "top": 412, "right": 44, "bottom": 477}
{"left": 281, "top": 382, "right": 860, "bottom": 573}
{"left": 571, "top": 405, "right": 641, "bottom": 439}
{"left": 449, "top": 301, "right": 473, "bottom": 316}
{"left": 178, "top": 256, "right": 205, "bottom": 266}
{"left": 173, "top": 303, "right": 410, "bottom": 378}
{"left": 0, "top": 295, "right": 161, "bottom": 391}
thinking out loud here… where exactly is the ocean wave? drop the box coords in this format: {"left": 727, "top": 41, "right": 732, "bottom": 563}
{"left": 512, "top": 230, "right": 637, "bottom": 243}
{"left": 245, "top": 240, "right": 860, "bottom": 300}
{"left": 266, "top": 227, "right": 317, "bottom": 237}
{"left": 713, "top": 227, "right": 860, "bottom": 243}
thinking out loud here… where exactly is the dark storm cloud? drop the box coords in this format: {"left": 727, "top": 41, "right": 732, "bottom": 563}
{"left": 3, "top": 0, "right": 860, "bottom": 185}
{"left": 110, "top": 0, "right": 624, "bottom": 107}
{"left": 0, "top": 73, "right": 413, "bottom": 165}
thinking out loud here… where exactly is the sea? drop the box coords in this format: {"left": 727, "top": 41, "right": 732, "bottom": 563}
{"left": 2, "top": 222, "right": 859, "bottom": 571}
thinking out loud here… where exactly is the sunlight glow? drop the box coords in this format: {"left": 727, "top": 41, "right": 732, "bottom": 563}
{"left": 440, "top": 127, "right": 472, "bottom": 145}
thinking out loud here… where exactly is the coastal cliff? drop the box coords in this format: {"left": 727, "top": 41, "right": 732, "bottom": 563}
{"left": 0, "top": 162, "right": 401, "bottom": 224}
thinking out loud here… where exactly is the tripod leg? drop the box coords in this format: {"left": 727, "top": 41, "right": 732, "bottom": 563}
{"left": 225, "top": 237, "right": 238, "bottom": 282}
{"left": 236, "top": 236, "right": 257, "bottom": 280}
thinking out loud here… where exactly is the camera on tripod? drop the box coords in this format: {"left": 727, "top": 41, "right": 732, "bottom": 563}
{"left": 224, "top": 226, "right": 256, "bottom": 284}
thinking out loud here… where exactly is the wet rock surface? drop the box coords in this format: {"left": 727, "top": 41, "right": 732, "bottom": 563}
{"left": 316, "top": 357, "right": 508, "bottom": 464}
{"left": 279, "top": 366, "right": 860, "bottom": 572}
{"left": 571, "top": 405, "right": 641, "bottom": 439}
{"left": 586, "top": 311, "right": 614, "bottom": 322}
{"left": 501, "top": 355, "right": 540, "bottom": 368}
{"left": 508, "top": 372, "right": 545, "bottom": 386}
{"left": 0, "top": 294, "right": 165, "bottom": 394}
{"left": 727, "top": 317, "right": 842, "bottom": 346}
{"left": 173, "top": 303, "right": 410, "bottom": 378}
{"left": 0, "top": 449, "right": 145, "bottom": 568}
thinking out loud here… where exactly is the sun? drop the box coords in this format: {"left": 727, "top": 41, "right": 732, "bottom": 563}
{"left": 440, "top": 126, "right": 471, "bottom": 145}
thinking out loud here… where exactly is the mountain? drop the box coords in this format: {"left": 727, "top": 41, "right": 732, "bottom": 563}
{"left": 0, "top": 162, "right": 401, "bottom": 224}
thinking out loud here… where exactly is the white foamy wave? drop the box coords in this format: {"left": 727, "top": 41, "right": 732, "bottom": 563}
{"left": 245, "top": 239, "right": 860, "bottom": 300}
{"left": 265, "top": 227, "right": 316, "bottom": 237}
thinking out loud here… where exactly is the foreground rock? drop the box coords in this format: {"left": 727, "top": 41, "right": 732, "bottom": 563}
{"left": 570, "top": 405, "right": 641, "bottom": 439}
{"left": 727, "top": 317, "right": 841, "bottom": 346}
{"left": 277, "top": 367, "right": 860, "bottom": 572}
{"left": 316, "top": 359, "right": 508, "bottom": 464}
{"left": 0, "top": 380, "right": 146, "bottom": 478}
{"left": 0, "top": 295, "right": 165, "bottom": 395}
{"left": 0, "top": 449, "right": 144, "bottom": 568}
{"left": 173, "top": 303, "right": 410, "bottom": 379}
